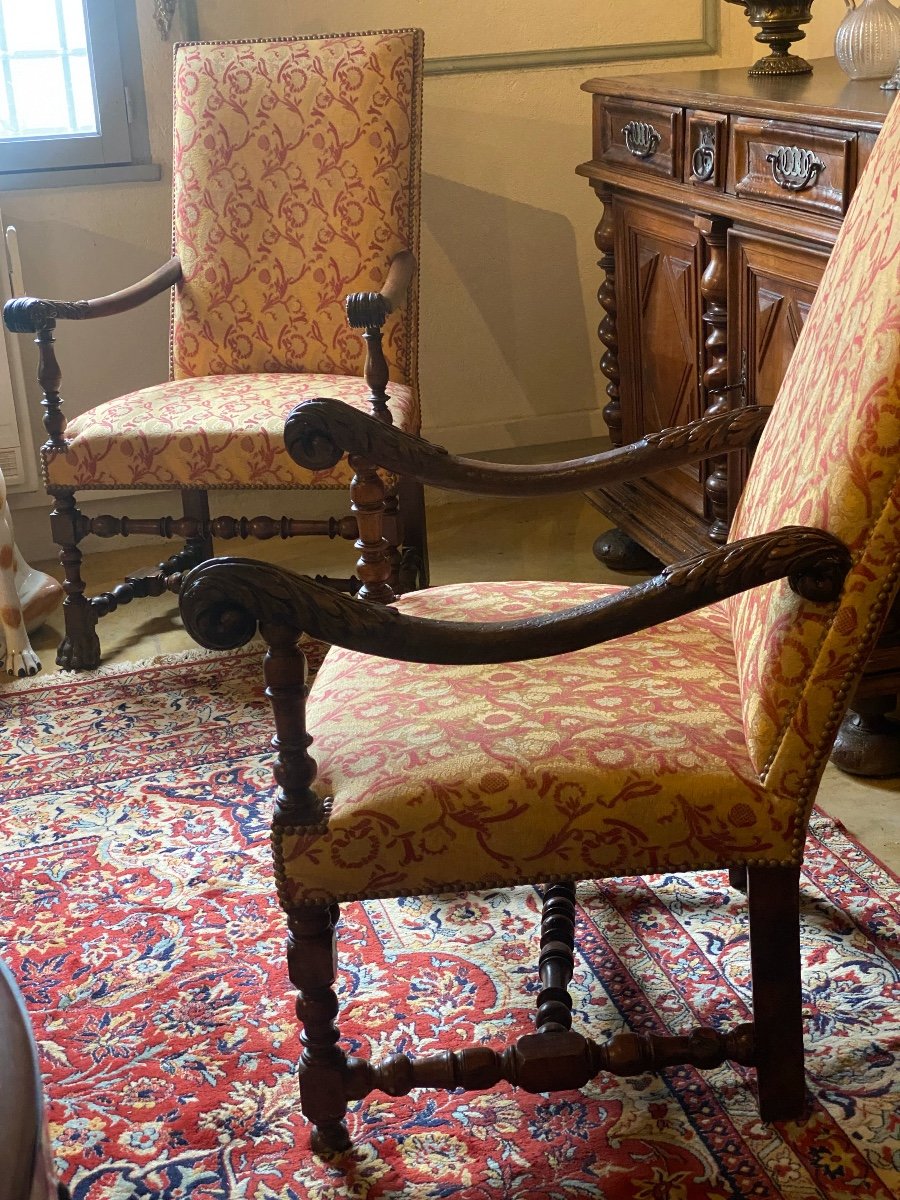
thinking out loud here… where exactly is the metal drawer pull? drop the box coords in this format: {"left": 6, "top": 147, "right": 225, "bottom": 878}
{"left": 765, "top": 145, "right": 826, "bottom": 192}
{"left": 622, "top": 120, "right": 661, "bottom": 159}
{"left": 691, "top": 127, "right": 716, "bottom": 181}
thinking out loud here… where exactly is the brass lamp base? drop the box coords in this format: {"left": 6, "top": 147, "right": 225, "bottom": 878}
{"left": 749, "top": 48, "right": 813, "bottom": 77}
{"left": 726, "top": 1, "right": 816, "bottom": 77}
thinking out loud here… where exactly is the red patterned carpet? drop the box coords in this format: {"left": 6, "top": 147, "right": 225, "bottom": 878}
{"left": 1, "top": 648, "right": 898, "bottom": 1199}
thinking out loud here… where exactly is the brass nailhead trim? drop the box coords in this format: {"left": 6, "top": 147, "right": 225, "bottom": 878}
{"left": 269, "top": 855, "right": 801, "bottom": 909}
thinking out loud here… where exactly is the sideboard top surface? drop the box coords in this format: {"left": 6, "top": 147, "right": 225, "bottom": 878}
{"left": 581, "top": 58, "right": 896, "bottom": 131}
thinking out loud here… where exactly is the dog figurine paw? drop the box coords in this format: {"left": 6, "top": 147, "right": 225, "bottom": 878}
{"left": 0, "top": 467, "right": 63, "bottom": 676}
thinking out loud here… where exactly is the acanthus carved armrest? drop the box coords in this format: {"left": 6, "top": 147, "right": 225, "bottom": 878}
{"left": 180, "top": 527, "right": 849, "bottom": 667}
{"left": 284, "top": 395, "right": 770, "bottom": 497}
{"left": 3, "top": 256, "right": 183, "bottom": 334}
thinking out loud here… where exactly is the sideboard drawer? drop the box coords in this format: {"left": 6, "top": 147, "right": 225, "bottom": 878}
{"left": 728, "top": 118, "right": 855, "bottom": 218}
{"left": 593, "top": 97, "right": 682, "bottom": 180}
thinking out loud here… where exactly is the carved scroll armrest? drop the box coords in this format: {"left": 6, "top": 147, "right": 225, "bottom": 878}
{"left": 345, "top": 249, "right": 416, "bottom": 330}
{"left": 285, "top": 396, "right": 770, "bottom": 496}
{"left": 180, "top": 526, "right": 849, "bottom": 664}
{"left": 3, "top": 256, "right": 182, "bottom": 333}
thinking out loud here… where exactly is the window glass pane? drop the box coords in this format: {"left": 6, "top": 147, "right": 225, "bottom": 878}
{"left": 61, "top": 0, "right": 88, "bottom": 52}
{"left": 2, "top": 0, "right": 62, "bottom": 54}
{"left": 9, "top": 58, "right": 71, "bottom": 135}
{"left": 1, "top": 0, "right": 98, "bottom": 140}
{"left": 0, "top": 0, "right": 147, "bottom": 177}
{"left": 69, "top": 54, "right": 95, "bottom": 130}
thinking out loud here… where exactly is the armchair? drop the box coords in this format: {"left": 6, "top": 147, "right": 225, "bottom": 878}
{"left": 2, "top": 29, "right": 426, "bottom": 671}
{"left": 180, "top": 87, "right": 899, "bottom": 1153}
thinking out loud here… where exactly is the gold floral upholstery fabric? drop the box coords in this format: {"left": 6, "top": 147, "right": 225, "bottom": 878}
{"left": 42, "top": 373, "right": 415, "bottom": 489}
{"left": 170, "top": 31, "right": 422, "bottom": 383}
{"left": 727, "top": 97, "right": 900, "bottom": 791}
{"left": 274, "top": 582, "right": 805, "bottom": 906}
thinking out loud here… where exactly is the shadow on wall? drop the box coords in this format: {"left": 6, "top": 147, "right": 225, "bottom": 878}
{"left": 8, "top": 218, "right": 171, "bottom": 430}
{"left": 421, "top": 172, "right": 598, "bottom": 444}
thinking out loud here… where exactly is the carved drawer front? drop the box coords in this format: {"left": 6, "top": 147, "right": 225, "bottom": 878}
{"left": 594, "top": 97, "right": 682, "bottom": 179}
{"left": 728, "top": 118, "right": 855, "bottom": 218}
{"left": 685, "top": 110, "right": 728, "bottom": 190}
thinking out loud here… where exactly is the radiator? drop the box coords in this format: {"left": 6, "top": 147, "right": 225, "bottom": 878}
{"left": 0, "top": 220, "right": 37, "bottom": 492}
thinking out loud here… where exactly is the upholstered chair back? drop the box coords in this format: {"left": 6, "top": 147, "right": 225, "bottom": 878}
{"left": 170, "top": 30, "right": 422, "bottom": 382}
{"left": 728, "top": 97, "right": 900, "bottom": 797}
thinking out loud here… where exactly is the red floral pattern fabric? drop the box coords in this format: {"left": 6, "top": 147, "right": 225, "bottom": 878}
{"left": 42, "top": 373, "right": 415, "bottom": 489}
{"left": 275, "top": 581, "right": 801, "bottom": 906}
{"left": 170, "top": 32, "right": 422, "bottom": 382}
{"left": 727, "top": 97, "right": 900, "bottom": 791}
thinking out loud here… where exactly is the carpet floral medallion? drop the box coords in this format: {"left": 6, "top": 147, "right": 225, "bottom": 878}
{"left": 0, "top": 648, "right": 898, "bottom": 1199}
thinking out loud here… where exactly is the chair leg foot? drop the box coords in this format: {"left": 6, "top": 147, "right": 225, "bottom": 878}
{"left": 55, "top": 593, "right": 100, "bottom": 671}
{"left": 747, "top": 866, "right": 806, "bottom": 1121}
{"left": 56, "top": 624, "right": 101, "bottom": 671}
{"left": 310, "top": 1120, "right": 353, "bottom": 1155}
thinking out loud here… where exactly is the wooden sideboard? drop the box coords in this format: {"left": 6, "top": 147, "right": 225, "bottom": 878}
{"left": 576, "top": 59, "right": 898, "bottom": 775}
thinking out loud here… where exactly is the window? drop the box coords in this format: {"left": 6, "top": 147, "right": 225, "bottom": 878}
{"left": 0, "top": 0, "right": 154, "bottom": 186}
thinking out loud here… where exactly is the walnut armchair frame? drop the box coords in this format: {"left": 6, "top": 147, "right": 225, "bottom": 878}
{"left": 2, "top": 252, "right": 420, "bottom": 671}
{"left": 179, "top": 398, "right": 860, "bottom": 1154}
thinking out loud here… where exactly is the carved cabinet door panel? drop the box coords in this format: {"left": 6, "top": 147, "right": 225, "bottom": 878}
{"left": 726, "top": 228, "right": 829, "bottom": 514}
{"left": 614, "top": 196, "right": 704, "bottom": 517}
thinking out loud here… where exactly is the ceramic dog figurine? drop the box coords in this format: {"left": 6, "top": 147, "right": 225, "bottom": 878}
{"left": 0, "top": 466, "right": 63, "bottom": 676}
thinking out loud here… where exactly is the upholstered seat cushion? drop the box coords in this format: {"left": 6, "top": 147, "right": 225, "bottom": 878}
{"left": 274, "top": 581, "right": 802, "bottom": 906}
{"left": 42, "top": 372, "right": 417, "bottom": 490}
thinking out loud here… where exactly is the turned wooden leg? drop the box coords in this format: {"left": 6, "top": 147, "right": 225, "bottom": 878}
{"left": 49, "top": 492, "right": 100, "bottom": 671}
{"left": 348, "top": 453, "right": 393, "bottom": 605}
{"left": 288, "top": 903, "right": 352, "bottom": 1154}
{"left": 747, "top": 866, "right": 806, "bottom": 1121}
{"left": 536, "top": 882, "right": 578, "bottom": 1033}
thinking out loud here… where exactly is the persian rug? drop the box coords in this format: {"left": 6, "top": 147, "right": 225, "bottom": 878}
{"left": 0, "top": 648, "right": 898, "bottom": 1200}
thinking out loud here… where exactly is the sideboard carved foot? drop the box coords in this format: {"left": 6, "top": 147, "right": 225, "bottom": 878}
{"left": 592, "top": 528, "right": 662, "bottom": 574}
{"left": 831, "top": 696, "right": 900, "bottom": 778}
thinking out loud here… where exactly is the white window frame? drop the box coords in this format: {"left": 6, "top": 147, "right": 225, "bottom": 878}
{"left": 0, "top": 0, "right": 155, "bottom": 189}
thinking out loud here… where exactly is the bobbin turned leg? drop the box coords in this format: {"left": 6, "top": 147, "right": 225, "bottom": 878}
{"left": 288, "top": 903, "right": 352, "bottom": 1154}
{"left": 536, "top": 882, "right": 578, "bottom": 1032}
